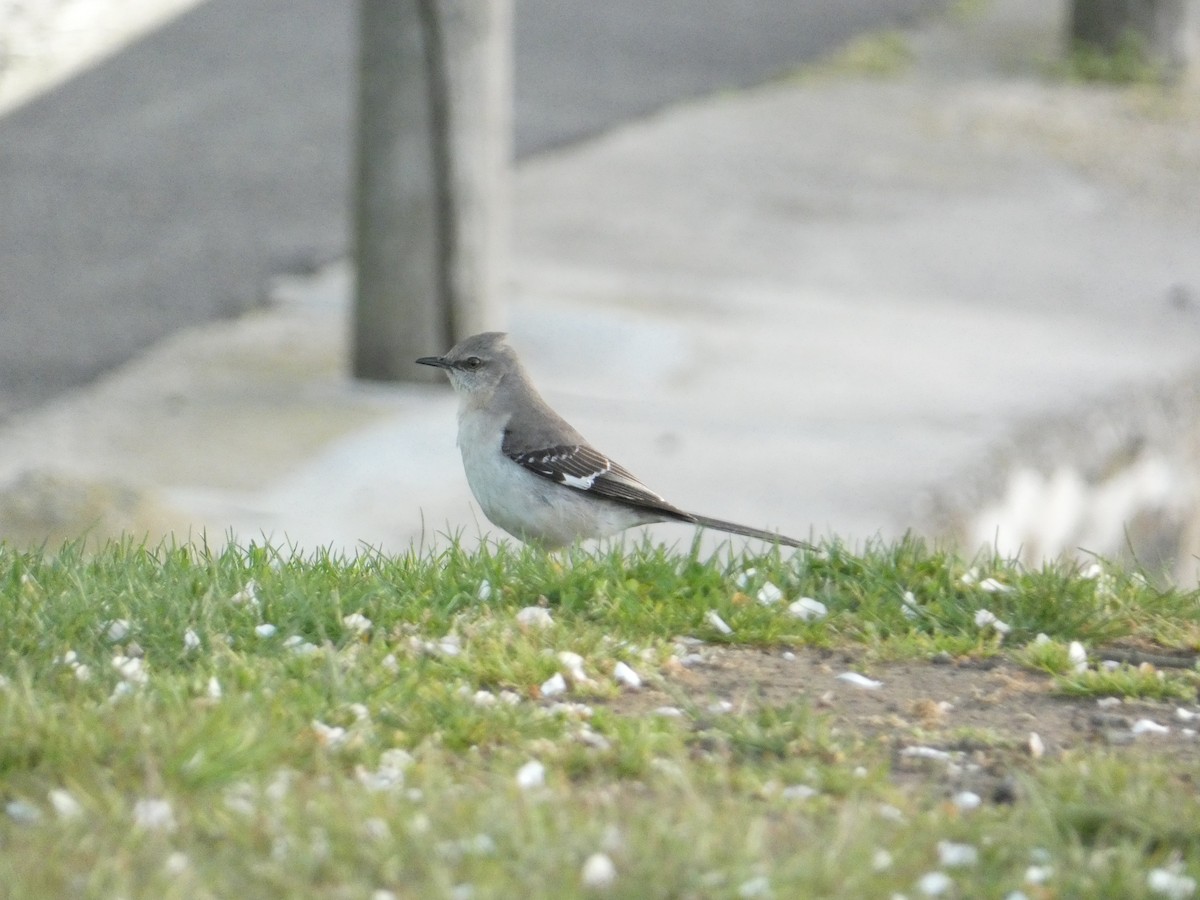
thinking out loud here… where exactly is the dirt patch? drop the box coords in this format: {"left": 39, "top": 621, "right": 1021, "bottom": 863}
{"left": 611, "top": 646, "right": 1200, "bottom": 802}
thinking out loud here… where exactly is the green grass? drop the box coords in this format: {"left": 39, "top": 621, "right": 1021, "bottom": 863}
{"left": 1018, "top": 637, "right": 1200, "bottom": 702}
{"left": 1056, "top": 666, "right": 1199, "bottom": 703}
{"left": 796, "top": 29, "right": 915, "bottom": 81}
{"left": 1, "top": 537, "right": 1199, "bottom": 897}
{"left": 1064, "top": 31, "right": 1165, "bottom": 85}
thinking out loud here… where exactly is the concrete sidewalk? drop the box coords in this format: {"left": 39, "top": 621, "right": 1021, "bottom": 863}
{"left": 1, "top": 1, "right": 1199, "bottom": 575}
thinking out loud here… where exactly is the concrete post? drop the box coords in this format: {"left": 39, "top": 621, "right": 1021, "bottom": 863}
{"left": 352, "top": 0, "right": 511, "bottom": 382}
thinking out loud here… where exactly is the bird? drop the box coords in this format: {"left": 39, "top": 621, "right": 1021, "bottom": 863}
{"left": 416, "top": 332, "right": 807, "bottom": 550}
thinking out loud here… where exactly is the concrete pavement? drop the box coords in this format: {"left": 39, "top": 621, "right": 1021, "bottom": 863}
{"left": 0, "top": 0, "right": 944, "bottom": 420}
{"left": 1, "top": 0, "right": 1199, "bottom": 579}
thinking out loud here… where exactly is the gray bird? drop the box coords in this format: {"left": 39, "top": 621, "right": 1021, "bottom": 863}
{"left": 417, "top": 332, "right": 807, "bottom": 550}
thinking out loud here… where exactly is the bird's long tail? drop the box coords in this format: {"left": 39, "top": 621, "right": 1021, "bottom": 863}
{"left": 685, "top": 513, "right": 811, "bottom": 550}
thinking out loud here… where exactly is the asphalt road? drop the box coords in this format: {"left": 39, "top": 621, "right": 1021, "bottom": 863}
{"left": 0, "top": 0, "right": 944, "bottom": 420}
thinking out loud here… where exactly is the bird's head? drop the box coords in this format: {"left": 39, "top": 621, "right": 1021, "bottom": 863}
{"left": 416, "top": 331, "right": 517, "bottom": 398}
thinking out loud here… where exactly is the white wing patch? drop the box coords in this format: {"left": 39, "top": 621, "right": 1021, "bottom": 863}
{"left": 561, "top": 471, "right": 598, "bottom": 490}
{"left": 558, "top": 455, "right": 610, "bottom": 491}
{"left": 505, "top": 442, "right": 684, "bottom": 515}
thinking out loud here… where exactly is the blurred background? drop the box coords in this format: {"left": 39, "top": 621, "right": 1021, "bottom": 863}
{"left": 1, "top": 0, "right": 1199, "bottom": 581}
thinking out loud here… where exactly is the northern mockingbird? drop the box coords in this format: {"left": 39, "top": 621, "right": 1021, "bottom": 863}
{"left": 417, "top": 332, "right": 807, "bottom": 550}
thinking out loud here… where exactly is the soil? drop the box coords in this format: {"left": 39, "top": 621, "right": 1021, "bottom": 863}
{"left": 610, "top": 646, "right": 1200, "bottom": 803}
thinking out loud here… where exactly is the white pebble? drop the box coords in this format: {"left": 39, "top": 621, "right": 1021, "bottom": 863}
{"left": 515, "top": 760, "right": 545, "bottom": 790}
{"left": 735, "top": 568, "right": 757, "bottom": 589}
{"left": 978, "top": 577, "right": 1012, "bottom": 593}
{"left": 266, "top": 769, "right": 295, "bottom": 803}
{"left": 132, "top": 798, "right": 177, "bottom": 833}
{"left": 164, "top": 851, "right": 189, "bottom": 876}
{"left": 1132, "top": 719, "right": 1170, "bottom": 736}
{"left": 6, "top": 800, "right": 41, "bottom": 825}
{"left": 516, "top": 607, "right": 554, "bottom": 630}
{"left": 613, "top": 661, "right": 641, "bottom": 689}
{"left": 183, "top": 629, "right": 201, "bottom": 652}
{"left": 952, "top": 791, "right": 982, "bottom": 812}
{"left": 756, "top": 582, "right": 784, "bottom": 606}
{"left": 974, "top": 608, "right": 1011, "bottom": 635}
{"left": 48, "top": 789, "right": 83, "bottom": 820}
{"left": 705, "top": 610, "right": 733, "bottom": 635}
{"left": 917, "top": 871, "right": 954, "bottom": 896}
{"left": 477, "top": 580, "right": 492, "bottom": 601}
{"left": 364, "top": 818, "right": 391, "bottom": 841}
{"left": 111, "top": 655, "right": 148, "bottom": 685}
{"left": 780, "top": 784, "right": 818, "bottom": 800}
{"left": 580, "top": 852, "right": 617, "bottom": 890}
{"left": 1148, "top": 868, "right": 1197, "bottom": 899}
{"left": 737, "top": 875, "right": 772, "bottom": 898}
{"left": 787, "top": 597, "right": 827, "bottom": 621}
{"left": 355, "top": 765, "right": 399, "bottom": 793}
{"left": 837, "top": 672, "right": 883, "bottom": 690}
{"left": 357, "top": 749, "right": 412, "bottom": 792}
{"left": 540, "top": 672, "right": 568, "bottom": 698}
{"left": 558, "top": 651, "right": 588, "bottom": 683}
{"left": 1028, "top": 732, "right": 1045, "bottom": 758}
{"left": 1068, "top": 641, "right": 1087, "bottom": 674}
{"left": 110, "top": 682, "right": 136, "bottom": 700}
{"left": 255, "top": 623, "right": 277, "bottom": 638}
{"left": 653, "top": 706, "right": 684, "bottom": 718}
{"left": 576, "top": 726, "right": 611, "bottom": 750}
{"left": 1025, "top": 865, "right": 1054, "bottom": 885}
{"left": 206, "top": 677, "right": 222, "bottom": 700}
{"left": 105, "top": 619, "right": 130, "bottom": 642}
{"left": 1176, "top": 708, "right": 1198, "bottom": 722}
{"left": 230, "top": 580, "right": 260, "bottom": 606}
{"left": 937, "top": 841, "right": 979, "bottom": 867}
{"left": 311, "top": 720, "right": 348, "bottom": 749}
{"left": 284, "top": 635, "right": 319, "bottom": 656}
{"left": 342, "top": 613, "right": 373, "bottom": 635}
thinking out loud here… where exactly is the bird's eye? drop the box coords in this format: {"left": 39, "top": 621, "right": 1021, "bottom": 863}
{"left": 463, "top": 356, "right": 483, "bottom": 370}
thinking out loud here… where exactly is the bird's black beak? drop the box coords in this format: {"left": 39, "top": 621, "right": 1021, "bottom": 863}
{"left": 416, "top": 355, "right": 452, "bottom": 370}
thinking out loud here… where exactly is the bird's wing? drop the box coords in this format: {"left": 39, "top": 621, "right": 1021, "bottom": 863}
{"left": 503, "top": 435, "right": 808, "bottom": 548}
{"left": 503, "top": 439, "right": 691, "bottom": 519}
